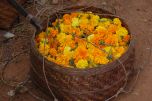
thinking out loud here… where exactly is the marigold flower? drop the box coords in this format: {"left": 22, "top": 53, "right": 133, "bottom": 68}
{"left": 116, "top": 27, "right": 128, "bottom": 37}
{"left": 76, "top": 59, "right": 88, "bottom": 69}
{"left": 123, "top": 35, "right": 130, "bottom": 42}
{"left": 108, "top": 24, "right": 118, "bottom": 33}
{"left": 63, "top": 14, "right": 72, "bottom": 25}
{"left": 113, "top": 46, "right": 126, "bottom": 59}
{"left": 72, "top": 17, "right": 80, "bottom": 27}
{"left": 95, "top": 26, "right": 107, "bottom": 35}
{"left": 38, "top": 43, "right": 50, "bottom": 55}
{"left": 36, "top": 12, "right": 130, "bottom": 69}
{"left": 74, "top": 45, "right": 88, "bottom": 62}
{"left": 51, "top": 28, "right": 58, "bottom": 37}
{"left": 63, "top": 46, "right": 74, "bottom": 58}
{"left": 71, "top": 12, "right": 79, "bottom": 18}
{"left": 113, "top": 18, "right": 122, "bottom": 27}
{"left": 105, "top": 34, "right": 119, "bottom": 46}
{"left": 90, "top": 14, "right": 100, "bottom": 26}
{"left": 38, "top": 32, "right": 45, "bottom": 39}
{"left": 55, "top": 54, "right": 71, "bottom": 67}
{"left": 94, "top": 57, "right": 109, "bottom": 64}
{"left": 57, "top": 32, "right": 66, "bottom": 43}
{"left": 87, "top": 34, "right": 94, "bottom": 42}
{"left": 49, "top": 48, "right": 57, "bottom": 57}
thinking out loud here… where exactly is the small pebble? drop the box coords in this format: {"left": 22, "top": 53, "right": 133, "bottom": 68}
{"left": 3, "top": 32, "right": 15, "bottom": 39}
{"left": 7, "top": 90, "right": 15, "bottom": 97}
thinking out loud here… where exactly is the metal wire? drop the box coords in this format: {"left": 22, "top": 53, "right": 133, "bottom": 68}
{"left": 42, "top": 16, "right": 58, "bottom": 101}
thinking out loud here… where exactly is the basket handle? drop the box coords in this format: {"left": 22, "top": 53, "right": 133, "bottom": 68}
{"left": 7, "top": 0, "right": 42, "bottom": 31}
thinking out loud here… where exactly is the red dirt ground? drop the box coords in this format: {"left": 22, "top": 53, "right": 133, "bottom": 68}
{"left": 0, "top": 0, "right": 152, "bottom": 101}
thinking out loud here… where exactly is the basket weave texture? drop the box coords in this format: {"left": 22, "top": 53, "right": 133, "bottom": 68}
{"left": 0, "top": 0, "right": 26, "bottom": 29}
{"left": 30, "top": 6, "right": 135, "bottom": 101}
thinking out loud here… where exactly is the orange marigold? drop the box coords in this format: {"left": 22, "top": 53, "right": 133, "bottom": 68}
{"left": 123, "top": 35, "right": 130, "bottom": 42}
{"left": 49, "top": 48, "right": 57, "bottom": 57}
{"left": 74, "top": 46, "right": 88, "bottom": 62}
{"left": 105, "top": 34, "right": 118, "bottom": 46}
{"left": 108, "top": 24, "right": 118, "bottom": 33}
{"left": 63, "top": 14, "right": 72, "bottom": 25}
{"left": 51, "top": 29, "right": 58, "bottom": 37}
{"left": 71, "top": 12, "right": 78, "bottom": 18}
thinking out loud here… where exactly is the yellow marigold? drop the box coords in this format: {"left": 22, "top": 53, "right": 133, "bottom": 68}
{"left": 95, "top": 26, "right": 107, "bottom": 35}
{"left": 105, "top": 21, "right": 111, "bottom": 26}
{"left": 99, "top": 18, "right": 111, "bottom": 27}
{"left": 94, "top": 57, "right": 109, "bottom": 64}
{"left": 104, "top": 46, "right": 112, "bottom": 53}
{"left": 76, "top": 59, "right": 88, "bottom": 69}
{"left": 64, "top": 46, "right": 71, "bottom": 53}
{"left": 72, "top": 17, "right": 79, "bottom": 27}
{"left": 90, "top": 14, "right": 100, "bottom": 26}
{"left": 116, "top": 27, "right": 128, "bottom": 37}
{"left": 39, "top": 43, "right": 50, "bottom": 55}
{"left": 38, "top": 32, "right": 45, "bottom": 39}
{"left": 60, "top": 24, "right": 72, "bottom": 33}
{"left": 87, "top": 34, "right": 95, "bottom": 42}
{"left": 113, "top": 18, "right": 122, "bottom": 27}
{"left": 57, "top": 32, "right": 66, "bottom": 43}
{"left": 80, "top": 18, "right": 89, "bottom": 25}
{"left": 63, "top": 46, "right": 74, "bottom": 58}
{"left": 113, "top": 46, "right": 126, "bottom": 59}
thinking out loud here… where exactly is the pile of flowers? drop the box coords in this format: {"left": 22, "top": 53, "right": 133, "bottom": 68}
{"left": 35, "top": 12, "right": 130, "bottom": 69}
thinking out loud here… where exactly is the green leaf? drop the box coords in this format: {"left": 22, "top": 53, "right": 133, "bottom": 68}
{"left": 99, "top": 40, "right": 105, "bottom": 45}
{"left": 69, "top": 58, "right": 75, "bottom": 66}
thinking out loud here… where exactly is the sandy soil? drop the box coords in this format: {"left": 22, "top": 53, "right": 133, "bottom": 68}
{"left": 0, "top": 0, "right": 152, "bottom": 101}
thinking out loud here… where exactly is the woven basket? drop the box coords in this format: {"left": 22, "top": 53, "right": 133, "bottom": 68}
{"left": 30, "top": 6, "right": 135, "bottom": 101}
{"left": 0, "top": 0, "right": 26, "bottom": 30}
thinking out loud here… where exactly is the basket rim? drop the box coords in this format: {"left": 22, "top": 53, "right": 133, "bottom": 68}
{"left": 30, "top": 6, "right": 134, "bottom": 75}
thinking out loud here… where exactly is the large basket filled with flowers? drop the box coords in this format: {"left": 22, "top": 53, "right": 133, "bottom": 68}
{"left": 30, "top": 6, "right": 135, "bottom": 101}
